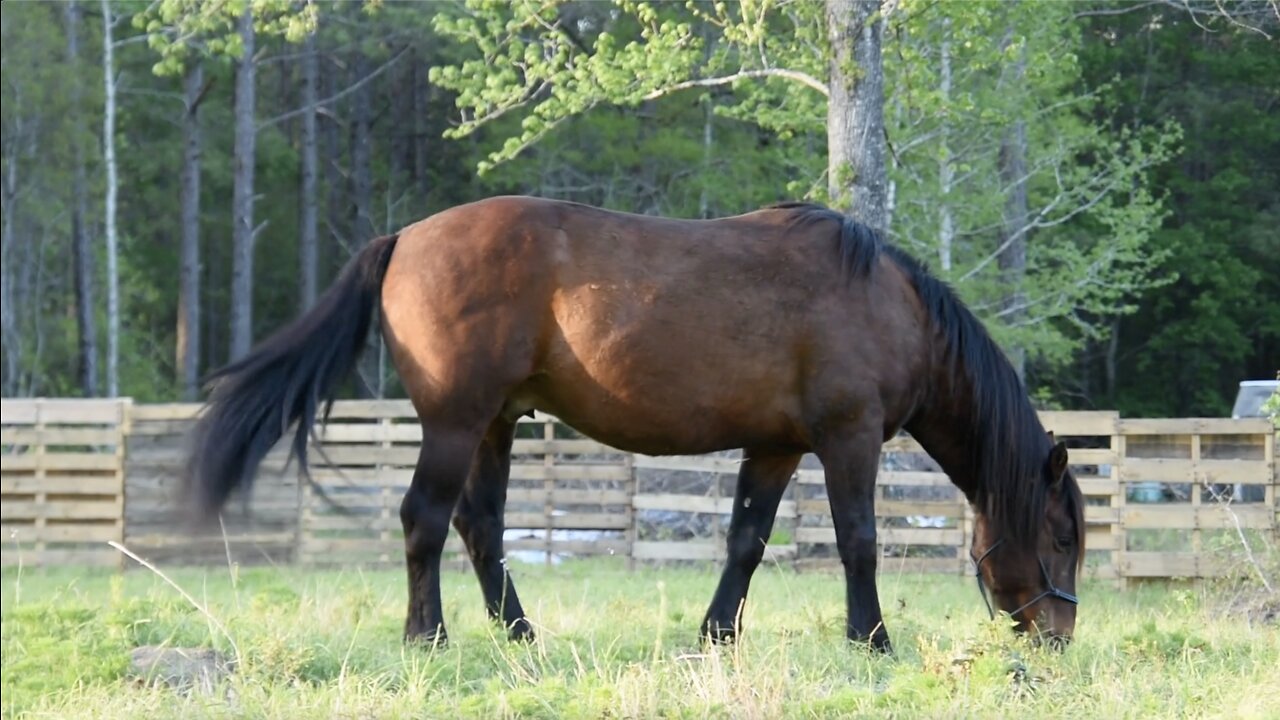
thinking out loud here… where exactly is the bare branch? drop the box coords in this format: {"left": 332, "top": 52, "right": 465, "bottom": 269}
{"left": 258, "top": 46, "right": 410, "bottom": 131}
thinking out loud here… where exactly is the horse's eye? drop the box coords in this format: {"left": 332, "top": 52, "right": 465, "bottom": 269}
{"left": 1054, "top": 535, "right": 1073, "bottom": 552}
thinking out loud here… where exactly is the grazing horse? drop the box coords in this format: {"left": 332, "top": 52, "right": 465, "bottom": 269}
{"left": 186, "top": 196, "right": 1085, "bottom": 651}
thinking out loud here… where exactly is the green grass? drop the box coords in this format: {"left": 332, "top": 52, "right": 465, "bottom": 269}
{"left": 3, "top": 560, "right": 1277, "bottom": 719}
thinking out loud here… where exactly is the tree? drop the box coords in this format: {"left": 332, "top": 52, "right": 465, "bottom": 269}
{"left": 65, "top": 0, "right": 100, "bottom": 396}
{"left": 1075, "top": 3, "right": 1279, "bottom": 415}
{"left": 177, "top": 59, "right": 206, "bottom": 400}
{"left": 431, "top": 0, "right": 1175, "bottom": 374}
{"left": 228, "top": 5, "right": 256, "bottom": 361}
{"left": 101, "top": 0, "right": 122, "bottom": 397}
{"left": 826, "top": 0, "right": 887, "bottom": 226}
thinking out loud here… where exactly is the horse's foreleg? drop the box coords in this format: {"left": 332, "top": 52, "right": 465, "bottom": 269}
{"left": 452, "top": 418, "right": 534, "bottom": 641}
{"left": 700, "top": 451, "right": 802, "bottom": 644}
{"left": 817, "top": 428, "right": 891, "bottom": 652}
{"left": 400, "top": 429, "right": 481, "bottom": 646}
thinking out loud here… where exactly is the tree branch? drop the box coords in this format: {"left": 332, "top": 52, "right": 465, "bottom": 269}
{"left": 257, "top": 46, "right": 410, "bottom": 131}
{"left": 640, "top": 68, "right": 829, "bottom": 101}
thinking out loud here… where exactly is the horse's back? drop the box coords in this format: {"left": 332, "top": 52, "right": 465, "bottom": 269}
{"left": 381, "top": 197, "right": 927, "bottom": 453}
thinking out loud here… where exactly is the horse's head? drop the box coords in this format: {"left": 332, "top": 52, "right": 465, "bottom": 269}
{"left": 971, "top": 438, "right": 1083, "bottom": 647}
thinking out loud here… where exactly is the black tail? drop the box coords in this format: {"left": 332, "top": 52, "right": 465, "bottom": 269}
{"left": 185, "top": 234, "right": 399, "bottom": 519}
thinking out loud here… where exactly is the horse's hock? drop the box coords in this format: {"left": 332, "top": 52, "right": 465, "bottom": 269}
{"left": 1, "top": 398, "right": 1275, "bottom": 584}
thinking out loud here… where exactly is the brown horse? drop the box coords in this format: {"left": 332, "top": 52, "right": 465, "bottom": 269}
{"left": 186, "top": 196, "right": 1084, "bottom": 651}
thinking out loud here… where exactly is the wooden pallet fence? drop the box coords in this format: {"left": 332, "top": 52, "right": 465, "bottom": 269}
{"left": 631, "top": 453, "right": 799, "bottom": 563}
{"left": 1114, "top": 416, "right": 1274, "bottom": 581}
{"left": 299, "top": 404, "right": 632, "bottom": 567}
{"left": 0, "top": 398, "right": 1273, "bottom": 582}
{"left": 123, "top": 403, "right": 298, "bottom": 565}
{"left": 1, "top": 398, "right": 128, "bottom": 568}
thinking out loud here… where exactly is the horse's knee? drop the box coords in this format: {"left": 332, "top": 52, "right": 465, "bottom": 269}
{"left": 839, "top": 534, "right": 879, "bottom": 575}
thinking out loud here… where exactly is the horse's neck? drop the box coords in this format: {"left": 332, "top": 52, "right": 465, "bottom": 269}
{"left": 903, "top": 377, "right": 982, "bottom": 503}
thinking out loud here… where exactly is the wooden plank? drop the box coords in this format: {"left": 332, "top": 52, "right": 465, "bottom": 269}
{"left": 876, "top": 500, "right": 967, "bottom": 518}
{"left": 1122, "top": 505, "right": 1274, "bottom": 530}
{"left": 36, "top": 400, "right": 125, "bottom": 425}
{"left": 319, "top": 399, "right": 416, "bottom": 420}
{"left": 1084, "top": 506, "right": 1119, "bottom": 523}
{"left": 0, "top": 524, "right": 120, "bottom": 543}
{"left": 631, "top": 494, "right": 798, "bottom": 517}
{"left": 1039, "top": 411, "right": 1119, "bottom": 436}
{"left": 128, "top": 404, "right": 202, "bottom": 422}
{"left": 2, "top": 427, "right": 120, "bottom": 445}
{"left": 1085, "top": 527, "right": 1119, "bottom": 550}
{"left": 796, "top": 470, "right": 953, "bottom": 488}
{"left": 1082, "top": 564, "right": 1119, "bottom": 580}
{"left": 797, "top": 498, "right": 965, "bottom": 517}
{"left": 2, "top": 452, "right": 120, "bottom": 472}
{"left": 875, "top": 557, "right": 965, "bottom": 574}
{"left": 1120, "top": 458, "right": 1271, "bottom": 484}
{"left": 1, "top": 499, "right": 122, "bottom": 521}
{"left": 632, "top": 541, "right": 797, "bottom": 561}
{"left": 507, "top": 538, "right": 633, "bottom": 555}
{"left": 1067, "top": 448, "right": 1117, "bottom": 466}
{"left": 632, "top": 456, "right": 742, "bottom": 475}
{"left": 795, "top": 527, "right": 963, "bottom": 546}
{"left": 310, "top": 445, "right": 420, "bottom": 466}
{"left": 1, "top": 475, "right": 122, "bottom": 494}
{"left": 1121, "top": 552, "right": 1209, "bottom": 578}
{"left": 506, "top": 488, "right": 631, "bottom": 506}
{"left": 1, "top": 549, "right": 120, "bottom": 567}
{"left": 505, "top": 512, "right": 631, "bottom": 531}
{"left": 510, "top": 464, "right": 631, "bottom": 482}
{"left": 0, "top": 401, "right": 39, "bottom": 425}
{"left": 1118, "top": 418, "right": 1272, "bottom": 435}
{"left": 1077, "top": 477, "right": 1120, "bottom": 496}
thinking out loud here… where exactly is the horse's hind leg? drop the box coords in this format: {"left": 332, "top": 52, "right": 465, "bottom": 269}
{"left": 400, "top": 426, "right": 485, "bottom": 645}
{"left": 452, "top": 417, "right": 534, "bottom": 641}
{"left": 701, "top": 450, "right": 803, "bottom": 643}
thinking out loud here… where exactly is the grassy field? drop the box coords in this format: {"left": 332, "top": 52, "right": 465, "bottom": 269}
{"left": 2, "top": 558, "right": 1277, "bottom": 719}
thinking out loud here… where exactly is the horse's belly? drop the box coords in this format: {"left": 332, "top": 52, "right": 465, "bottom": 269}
{"left": 520, "top": 315, "right": 807, "bottom": 455}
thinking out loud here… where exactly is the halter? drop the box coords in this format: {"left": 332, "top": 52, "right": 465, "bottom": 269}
{"left": 970, "top": 538, "right": 1079, "bottom": 622}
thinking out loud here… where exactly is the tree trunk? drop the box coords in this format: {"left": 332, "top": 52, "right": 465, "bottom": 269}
{"left": 411, "top": 53, "right": 430, "bottom": 201}
{"left": 178, "top": 61, "right": 204, "bottom": 400}
{"left": 299, "top": 32, "right": 319, "bottom": 312}
{"left": 100, "top": 0, "right": 120, "bottom": 397}
{"left": 322, "top": 56, "right": 345, "bottom": 280}
{"left": 998, "top": 28, "right": 1029, "bottom": 379}
{"left": 64, "top": 0, "right": 98, "bottom": 396}
{"left": 349, "top": 51, "right": 374, "bottom": 244}
{"left": 229, "top": 7, "right": 257, "bottom": 361}
{"left": 937, "top": 15, "right": 954, "bottom": 273}
{"left": 1, "top": 133, "right": 22, "bottom": 395}
{"left": 349, "top": 50, "right": 376, "bottom": 396}
{"left": 825, "top": 0, "right": 888, "bottom": 230}
{"left": 699, "top": 95, "right": 714, "bottom": 219}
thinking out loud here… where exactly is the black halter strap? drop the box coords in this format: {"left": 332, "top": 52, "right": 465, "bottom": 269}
{"left": 971, "top": 538, "right": 1079, "bottom": 621}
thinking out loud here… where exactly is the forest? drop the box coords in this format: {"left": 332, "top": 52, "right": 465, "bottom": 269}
{"left": 1, "top": 0, "right": 1276, "bottom": 416}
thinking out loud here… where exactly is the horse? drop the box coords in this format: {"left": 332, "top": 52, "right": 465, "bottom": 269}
{"left": 185, "top": 196, "right": 1085, "bottom": 651}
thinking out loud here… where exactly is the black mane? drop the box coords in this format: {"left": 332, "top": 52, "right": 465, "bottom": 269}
{"left": 770, "top": 202, "right": 1084, "bottom": 551}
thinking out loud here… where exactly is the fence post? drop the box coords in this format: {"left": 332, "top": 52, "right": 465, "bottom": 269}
{"left": 115, "top": 398, "right": 131, "bottom": 571}
{"left": 1111, "top": 430, "right": 1127, "bottom": 590}
{"left": 625, "top": 451, "right": 636, "bottom": 571}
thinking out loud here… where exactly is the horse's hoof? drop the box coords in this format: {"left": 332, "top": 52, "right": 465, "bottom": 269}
{"left": 507, "top": 618, "right": 535, "bottom": 643}
{"left": 699, "top": 622, "right": 738, "bottom": 645}
{"left": 848, "top": 631, "right": 893, "bottom": 654}
{"left": 404, "top": 626, "right": 448, "bottom": 648}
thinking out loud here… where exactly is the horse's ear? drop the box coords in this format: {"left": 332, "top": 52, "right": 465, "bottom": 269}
{"left": 1048, "top": 441, "right": 1069, "bottom": 490}
{"left": 1047, "top": 430, "right": 1056, "bottom": 443}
